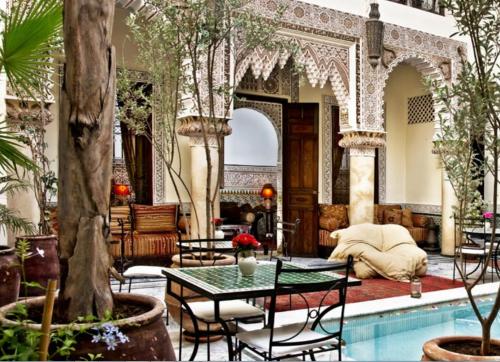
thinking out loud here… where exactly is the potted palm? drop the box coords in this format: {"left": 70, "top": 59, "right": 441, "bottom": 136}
{"left": 422, "top": 0, "right": 500, "bottom": 359}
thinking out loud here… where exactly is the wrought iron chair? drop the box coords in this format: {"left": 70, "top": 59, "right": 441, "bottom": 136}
{"left": 270, "top": 218, "right": 301, "bottom": 261}
{"left": 453, "top": 216, "right": 489, "bottom": 282}
{"left": 165, "top": 238, "right": 265, "bottom": 361}
{"left": 236, "top": 256, "right": 353, "bottom": 361}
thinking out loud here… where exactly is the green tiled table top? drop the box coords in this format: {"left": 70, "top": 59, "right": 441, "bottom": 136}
{"left": 165, "top": 262, "right": 346, "bottom": 296}
{"left": 177, "top": 241, "right": 234, "bottom": 250}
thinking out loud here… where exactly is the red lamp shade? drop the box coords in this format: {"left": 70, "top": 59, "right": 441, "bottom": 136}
{"left": 114, "top": 184, "right": 130, "bottom": 197}
{"left": 260, "top": 183, "right": 276, "bottom": 199}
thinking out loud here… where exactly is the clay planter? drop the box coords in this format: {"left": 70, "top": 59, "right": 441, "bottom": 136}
{"left": 0, "top": 246, "right": 20, "bottom": 307}
{"left": 422, "top": 336, "right": 500, "bottom": 361}
{"left": 166, "top": 253, "right": 235, "bottom": 342}
{"left": 16, "top": 235, "right": 60, "bottom": 296}
{"left": 0, "top": 293, "right": 175, "bottom": 361}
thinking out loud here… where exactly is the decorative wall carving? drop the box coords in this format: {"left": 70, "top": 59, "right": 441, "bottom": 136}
{"left": 223, "top": 165, "right": 278, "bottom": 191}
{"left": 322, "top": 95, "right": 335, "bottom": 203}
{"left": 235, "top": 34, "right": 350, "bottom": 108}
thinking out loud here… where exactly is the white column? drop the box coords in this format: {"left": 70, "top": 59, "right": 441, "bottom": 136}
{"left": 441, "top": 170, "right": 457, "bottom": 256}
{"left": 349, "top": 148, "right": 376, "bottom": 224}
{"left": 340, "top": 130, "right": 385, "bottom": 225}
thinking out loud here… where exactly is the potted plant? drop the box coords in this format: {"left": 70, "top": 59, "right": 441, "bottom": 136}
{"left": 0, "top": 0, "right": 176, "bottom": 360}
{"left": 423, "top": 0, "right": 500, "bottom": 359}
{"left": 119, "top": 0, "right": 295, "bottom": 337}
{"left": 233, "top": 233, "right": 261, "bottom": 277}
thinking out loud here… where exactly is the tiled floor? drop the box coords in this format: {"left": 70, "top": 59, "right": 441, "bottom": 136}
{"left": 111, "top": 252, "right": 499, "bottom": 361}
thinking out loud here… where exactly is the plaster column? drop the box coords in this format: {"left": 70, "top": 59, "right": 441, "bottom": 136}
{"left": 441, "top": 170, "right": 458, "bottom": 256}
{"left": 178, "top": 117, "right": 230, "bottom": 238}
{"left": 340, "top": 131, "right": 385, "bottom": 225}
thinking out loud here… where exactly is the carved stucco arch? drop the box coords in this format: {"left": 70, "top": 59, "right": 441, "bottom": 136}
{"left": 235, "top": 37, "right": 351, "bottom": 109}
{"left": 377, "top": 52, "right": 447, "bottom": 131}
{"left": 376, "top": 52, "right": 447, "bottom": 204}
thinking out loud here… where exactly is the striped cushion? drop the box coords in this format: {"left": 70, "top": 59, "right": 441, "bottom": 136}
{"left": 110, "top": 206, "right": 132, "bottom": 234}
{"left": 319, "top": 229, "right": 338, "bottom": 248}
{"left": 109, "top": 232, "right": 179, "bottom": 258}
{"left": 407, "top": 227, "right": 428, "bottom": 244}
{"left": 133, "top": 204, "right": 177, "bottom": 233}
{"left": 133, "top": 232, "right": 179, "bottom": 258}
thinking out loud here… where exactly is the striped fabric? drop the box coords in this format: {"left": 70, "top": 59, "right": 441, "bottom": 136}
{"left": 319, "top": 229, "right": 338, "bottom": 248}
{"left": 133, "top": 204, "right": 177, "bottom": 233}
{"left": 407, "top": 227, "right": 428, "bottom": 244}
{"left": 109, "top": 232, "right": 179, "bottom": 258}
{"left": 110, "top": 206, "right": 132, "bottom": 235}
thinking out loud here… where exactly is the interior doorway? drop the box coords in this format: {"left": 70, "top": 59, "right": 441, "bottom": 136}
{"left": 283, "top": 103, "right": 319, "bottom": 257}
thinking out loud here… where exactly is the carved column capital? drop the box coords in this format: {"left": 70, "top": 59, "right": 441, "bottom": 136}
{"left": 6, "top": 99, "right": 53, "bottom": 128}
{"left": 339, "top": 130, "right": 386, "bottom": 157}
{"left": 177, "top": 116, "right": 232, "bottom": 139}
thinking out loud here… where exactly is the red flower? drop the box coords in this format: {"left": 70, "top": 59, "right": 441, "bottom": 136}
{"left": 232, "top": 233, "right": 260, "bottom": 251}
{"left": 212, "top": 218, "right": 223, "bottom": 226}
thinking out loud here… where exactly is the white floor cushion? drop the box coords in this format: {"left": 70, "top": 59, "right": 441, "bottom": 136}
{"left": 187, "top": 300, "right": 264, "bottom": 322}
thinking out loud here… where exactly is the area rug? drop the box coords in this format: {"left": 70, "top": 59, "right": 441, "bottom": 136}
{"left": 267, "top": 275, "right": 464, "bottom": 312}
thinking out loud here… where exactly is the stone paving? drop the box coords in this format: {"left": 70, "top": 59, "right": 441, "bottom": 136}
{"left": 111, "top": 252, "right": 498, "bottom": 361}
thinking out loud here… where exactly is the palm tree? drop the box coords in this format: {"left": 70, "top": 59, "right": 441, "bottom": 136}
{"left": 0, "top": 0, "right": 62, "bottom": 173}
{"left": 0, "top": 0, "right": 62, "bottom": 234}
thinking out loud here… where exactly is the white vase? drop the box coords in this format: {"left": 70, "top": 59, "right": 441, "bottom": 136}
{"left": 214, "top": 229, "right": 225, "bottom": 239}
{"left": 238, "top": 254, "right": 257, "bottom": 277}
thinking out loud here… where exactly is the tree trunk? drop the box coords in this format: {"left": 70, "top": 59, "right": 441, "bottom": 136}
{"left": 58, "top": 0, "right": 115, "bottom": 321}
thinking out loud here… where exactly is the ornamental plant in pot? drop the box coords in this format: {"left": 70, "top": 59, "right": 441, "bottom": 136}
{"left": 119, "top": 0, "right": 296, "bottom": 342}
{"left": 423, "top": 0, "right": 500, "bottom": 359}
{"left": 233, "top": 233, "right": 261, "bottom": 277}
{"left": 0, "top": 1, "right": 175, "bottom": 360}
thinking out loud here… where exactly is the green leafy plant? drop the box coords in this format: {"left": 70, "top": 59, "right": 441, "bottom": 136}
{"left": 430, "top": 0, "right": 499, "bottom": 355}
{"left": 0, "top": 176, "right": 35, "bottom": 235}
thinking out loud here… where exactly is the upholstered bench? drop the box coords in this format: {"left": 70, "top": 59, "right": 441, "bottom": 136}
{"left": 109, "top": 204, "right": 180, "bottom": 260}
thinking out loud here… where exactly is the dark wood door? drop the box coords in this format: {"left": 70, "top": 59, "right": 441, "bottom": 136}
{"left": 283, "top": 103, "right": 319, "bottom": 256}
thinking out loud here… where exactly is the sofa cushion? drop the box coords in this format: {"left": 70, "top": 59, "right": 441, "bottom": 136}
{"left": 401, "top": 208, "right": 414, "bottom": 228}
{"left": 133, "top": 204, "right": 177, "bottom": 233}
{"left": 412, "top": 214, "right": 429, "bottom": 228}
{"left": 319, "top": 204, "right": 349, "bottom": 228}
{"left": 383, "top": 209, "right": 402, "bottom": 225}
{"left": 374, "top": 204, "right": 401, "bottom": 224}
{"left": 319, "top": 216, "right": 340, "bottom": 232}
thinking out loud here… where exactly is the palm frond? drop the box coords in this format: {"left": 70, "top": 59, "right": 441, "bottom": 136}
{"left": 0, "top": 176, "right": 30, "bottom": 196}
{"left": 0, "top": 125, "right": 37, "bottom": 173}
{"left": 0, "top": 204, "right": 35, "bottom": 235}
{"left": 0, "top": 0, "right": 63, "bottom": 99}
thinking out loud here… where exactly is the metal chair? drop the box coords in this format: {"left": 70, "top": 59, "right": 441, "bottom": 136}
{"left": 270, "top": 218, "right": 301, "bottom": 261}
{"left": 453, "top": 216, "right": 489, "bottom": 282}
{"left": 237, "top": 256, "right": 353, "bottom": 361}
{"left": 167, "top": 238, "right": 265, "bottom": 361}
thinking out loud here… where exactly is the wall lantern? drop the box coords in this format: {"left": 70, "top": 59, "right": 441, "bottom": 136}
{"left": 366, "top": 0, "right": 384, "bottom": 68}
{"left": 114, "top": 183, "right": 131, "bottom": 197}
{"left": 260, "top": 183, "right": 277, "bottom": 210}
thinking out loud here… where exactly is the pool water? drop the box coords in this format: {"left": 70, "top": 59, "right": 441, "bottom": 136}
{"left": 331, "top": 297, "right": 499, "bottom": 361}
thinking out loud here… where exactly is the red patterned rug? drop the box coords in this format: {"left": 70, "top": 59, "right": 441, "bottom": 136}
{"left": 268, "top": 275, "right": 463, "bottom": 312}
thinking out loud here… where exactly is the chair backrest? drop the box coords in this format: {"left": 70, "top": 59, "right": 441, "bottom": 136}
{"left": 454, "top": 215, "right": 486, "bottom": 247}
{"left": 275, "top": 218, "right": 300, "bottom": 259}
{"left": 177, "top": 238, "right": 235, "bottom": 267}
{"left": 267, "top": 256, "right": 353, "bottom": 356}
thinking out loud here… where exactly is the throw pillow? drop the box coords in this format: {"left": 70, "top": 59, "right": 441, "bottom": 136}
{"left": 320, "top": 204, "right": 349, "bottom": 228}
{"left": 401, "top": 208, "right": 414, "bottom": 228}
{"left": 412, "top": 214, "right": 430, "bottom": 228}
{"left": 133, "top": 204, "right": 177, "bottom": 233}
{"left": 319, "top": 216, "right": 341, "bottom": 232}
{"left": 383, "top": 209, "right": 403, "bottom": 225}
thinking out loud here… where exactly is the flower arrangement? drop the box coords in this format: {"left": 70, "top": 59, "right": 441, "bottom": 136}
{"left": 483, "top": 211, "right": 494, "bottom": 219}
{"left": 212, "top": 218, "right": 223, "bottom": 227}
{"left": 232, "top": 233, "right": 260, "bottom": 253}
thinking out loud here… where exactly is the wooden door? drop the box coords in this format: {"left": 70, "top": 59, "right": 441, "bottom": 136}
{"left": 283, "top": 103, "right": 319, "bottom": 256}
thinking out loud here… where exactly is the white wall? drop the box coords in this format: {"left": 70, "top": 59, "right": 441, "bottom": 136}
{"left": 225, "top": 108, "right": 278, "bottom": 166}
{"left": 384, "top": 64, "right": 441, "bottom": 206}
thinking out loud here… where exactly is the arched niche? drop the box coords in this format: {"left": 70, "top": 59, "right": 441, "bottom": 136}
{"left": 225, "top": 108, "right": 278, "bottom": 166}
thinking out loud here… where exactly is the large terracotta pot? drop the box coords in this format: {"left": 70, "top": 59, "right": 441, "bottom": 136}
{"left": 16, "top": 235, "right": 60, "bottom": 296}
{"left": 422, "top": 336, "right": 500, "bottom": 361}
{"left": 0, "top": 293, "right": 175, "bottom": 361}
{"left": 0, "top": 246, "right": 20, "bottom": 307}
{"left": 166, "top": 253, "right": 235, "bottom": 342}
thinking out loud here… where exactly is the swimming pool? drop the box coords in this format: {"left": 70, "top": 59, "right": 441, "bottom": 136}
{"left": 325, "top": 296, "right": 499, "bottom": 361}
